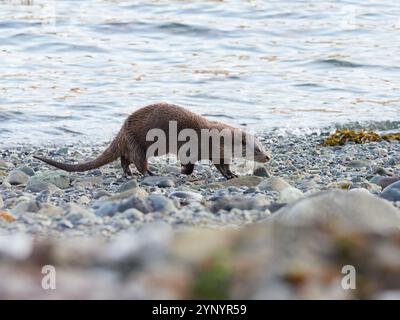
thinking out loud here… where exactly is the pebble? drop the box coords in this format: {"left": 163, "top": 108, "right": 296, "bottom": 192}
{"left": 93, "top": 190, "right": 111, "bottom": 199}
{"left": 117, "top": 180, "right": 138, "bottom": 193}
{"left": 169, "top": 191, "right": 203, "bottom": 202}
{"left": 35, "top": 191, "right": 50, "bottom": 203}
{"left": 347, "top": 160, "right": 373, "bottom": 168}
{"left": 12, "top": 200, "right": 40, "bottom": 214}
{"left": 78, "top": 195, "right": 91, "bottom": 205}
{"left": 141, "top": 176, "right": 175, "bottom": 188}
{"left": 72, "top": 176, "right": 103, "bottom": 189}
{"left": 369, "top": 176, "right": 400, "bottom": 189}
{"left": 257, "top": 176, "right": 290, "bottom": 191}
{"left": 219, "top": 176, "right": 264, "bottom": 188}
{"left": 0, "top": 211, "right": 16, "bottom": 222}
{"left": 6, "top": 170, "right": 29, "bottom": 185}
{"left": 17, "top": 165, "right": 35, "bottom": 176}
{"left": 0, "top": 160, "right": 13, "bottom": 170}
{"left": 28, "top": 170, "right": 70, "bottom": 189}
{"left": 381, "top": 181, "right": 400, "bottom": 202}
{"left": 327, "top": 180, "right": 353, "bottom": 190}
{"left": 373, "top": 167, "right": 393, "bottom": 176}
{"left": 106, "top": 187, "right": 148, "bottom": 201}
{"left": 278, "top": 187, "right": 304, "bottom": 203}
{"left": 148, "top": 194, "right": 176, "bottom": 213}
{"left": 95, "top": 202, "right": 120, "bottom": 217}
{"left": 120, "top": 208, "right": 144, "bottom": 222}
{"left": 211, "top": 195, "right": 270, "bottom": 212}
{"left": 25, "top": 181, "right": 59, "bottom": 194}
{"left": 253, "top": 166, "right": 271, "bottom": 177}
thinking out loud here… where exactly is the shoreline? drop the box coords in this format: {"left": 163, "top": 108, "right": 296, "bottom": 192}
{"left": 1, "top": 119, "right": 400, "bottom": 149}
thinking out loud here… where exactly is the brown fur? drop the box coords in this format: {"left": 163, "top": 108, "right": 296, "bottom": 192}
{"left": 34, "top": 103, "right": 269, "bottom": 179}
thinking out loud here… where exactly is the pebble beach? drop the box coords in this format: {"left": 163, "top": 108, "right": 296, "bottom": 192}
{"left": 1, "top": 130, "right": 400, "bottom": 238}
{"left": 1, "top": 129, "right": 400, "bottom": 299}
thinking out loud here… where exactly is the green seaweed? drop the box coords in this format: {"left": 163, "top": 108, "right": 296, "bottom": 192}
{"left": 190, "top": 251, "right": 232, "bottom": 299}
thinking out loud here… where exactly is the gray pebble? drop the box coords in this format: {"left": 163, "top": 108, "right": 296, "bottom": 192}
{"left": 169, "top": 191, "right": 203, "bottom": 201}
{"left": 6, "top": 170, "right": 29, "bottom": 185}
{"left": 117, "top": 180, "right": 138, "bottom": 193}
{"left": 141, "top": 176, "right": 175, "bottom": 188}
{"left": 381, "top": 181, "right": 400, "bottom": 202}
{"left": 148, "top": 194, "right": 176, "bottom": 213}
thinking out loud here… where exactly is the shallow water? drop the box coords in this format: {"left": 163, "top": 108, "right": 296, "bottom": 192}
{"left": 1, "top": 0, "right": 400, "bottom": 145}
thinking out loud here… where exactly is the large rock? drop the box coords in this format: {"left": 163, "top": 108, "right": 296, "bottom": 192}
{"left": 270, "top": 189, "right": 400, "bottom": 232}
{"left": 257, "top": 176, "right": 290, "bottom": 192}
{"left": 28, "top": 170, "right": 70, "bottom": 189}
{"left": 6, "top": 170, "right": 29, "bottom": 185}
{"left": 381, "top": 181, "right": 400, "bottom": 202}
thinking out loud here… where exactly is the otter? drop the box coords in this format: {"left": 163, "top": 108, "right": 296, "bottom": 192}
{"left": 34, "top": 103, "right": 270, "bottom": 179}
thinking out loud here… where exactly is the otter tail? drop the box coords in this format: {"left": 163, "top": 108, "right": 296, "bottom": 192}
{"left": 34, "top": 139, "right": 120, "bottom": 172}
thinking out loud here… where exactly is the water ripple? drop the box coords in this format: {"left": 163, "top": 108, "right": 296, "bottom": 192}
{"left": 0, "top": 0, "right": 399, "bottom": 145}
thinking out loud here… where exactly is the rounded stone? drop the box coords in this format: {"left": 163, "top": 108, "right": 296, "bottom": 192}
{"left": 17, "top": 165, "right": 35, "bottom": 176}
{"left": 148, "top": 194, "right": 176, "bottom": 212}
{"left": 169, "top": 191, "right": 203, "bottom": 202}
{"left": 257, "top": 177, "right": 290, "bottom": 192}
{"left": 141, "top": 176, "right": 175, "bottom": 188}
{"left": 28, "top": 170, "right": 70, "bottom": 189}
{"left": 6, "top": 170, "right": 29, "bottom": 185}
{"left": 381, "top": 181, "right": 400, "bottom": 202}
{"left": 25, "top": 182, "right": 59, "bottom": 194}
{"left": 253, "top": 166, "right": 271, "bottom": 177}
{"left": 278, "top": 187, "right": 304, "bottom": 203}
{"left": 370, "top": 176, "right": 400, "bottom": 189}
{"left": 117, "top": 180, "right": 139, "bottom": 193}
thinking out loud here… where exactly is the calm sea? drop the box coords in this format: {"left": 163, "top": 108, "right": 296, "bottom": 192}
{"left": 1, "top": 0, "right": 400, "bottom": 145}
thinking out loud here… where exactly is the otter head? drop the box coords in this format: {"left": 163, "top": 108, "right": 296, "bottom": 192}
{"left": 240, "top": 131, "right": 270, "bottom": 163}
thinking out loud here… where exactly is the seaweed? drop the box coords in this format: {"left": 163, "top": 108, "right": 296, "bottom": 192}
{"left": 323, "top": 129, "right": 400, "bottom": 146}
{"left": 190, "top": 250, "right": 232, "bottom": 299}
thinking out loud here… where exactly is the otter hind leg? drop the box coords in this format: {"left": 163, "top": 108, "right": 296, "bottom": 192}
{"left": 130, "top": 148, "right": 154, "bottom": 177}
{"left": 121, "top": 156, "right": 132, "bottom": 176}
{"left": 214, "top": 163, "right": 238, "bottom": 179}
